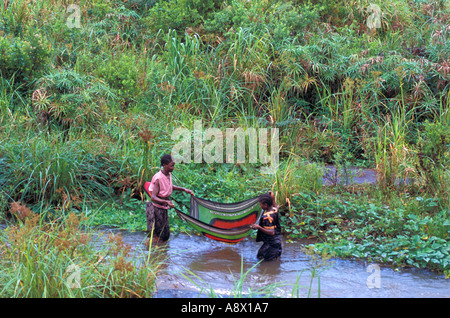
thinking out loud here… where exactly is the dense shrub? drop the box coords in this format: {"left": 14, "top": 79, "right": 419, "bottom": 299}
{"left": 415, "top": 121, "right": 450, "bottom": 195}
{"left": 32, "top": 69, "right": 116, "bottom": 128}
{"left": 95, "top": 53, "right": 140, "bottom": 102}
{"left": 145, "top": 0, "right": 224, "bottom": 34}
{"left": 0, "top": 34, "right": 51, "bottom": 87}
{"left": 203, "top": 0, "right": 320, "bottom": 43}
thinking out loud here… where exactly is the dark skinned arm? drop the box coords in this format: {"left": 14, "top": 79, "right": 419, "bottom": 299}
{"left": 250, "top": 224, "right": 275, "bottom": 236}
{"left": 269, "top": 191, "right": 278, "bottom": 210}
{"left": 173, "top": 185, "right": 194, "bottom": 196}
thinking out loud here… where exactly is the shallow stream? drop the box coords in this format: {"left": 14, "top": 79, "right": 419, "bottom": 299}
{"left": 1, "top": 221, "right": 448, "bottom": 298}
{"left": 109, "top": 229, "right": 449, "bottom": 298}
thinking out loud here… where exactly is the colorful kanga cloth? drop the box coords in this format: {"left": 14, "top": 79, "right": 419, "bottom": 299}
{"left": 256, "top": 208, "right": 282, "bottom": 261}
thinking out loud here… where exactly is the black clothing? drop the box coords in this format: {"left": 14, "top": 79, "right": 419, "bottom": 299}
{"left": 146, "top": 201, "right": 170, "bottom": 241}
{"left": 256, "top": 209, "right": 282, "bottom": 261}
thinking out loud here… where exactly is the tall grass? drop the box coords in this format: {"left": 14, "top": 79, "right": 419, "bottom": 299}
{"left": 0, "top": 208, "right": 162, "bottom": 297}
{"left": 435, "top": 87, "right": 450, "bottom": 125}
{"left": 374, "top": 108, "right": 413, "bottom": 189}
{"left": 272, "top": 154, "right": 324, "bottom": 212}
{"left": 0, "top": 130, "right": 109, "bottom": 205}
{"left": 316, "top": 78, "right": 362, "bottom": 133}
{"left": 0, "top": 76, "right": 26, "bottom": 119}
{"left": 0, "top": 1, "right": 446, "bottom": 182}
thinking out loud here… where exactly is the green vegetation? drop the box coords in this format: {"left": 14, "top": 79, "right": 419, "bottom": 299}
{"left": 0, "top": 207, "right": 161, "bottom": 297}
{"left": 0, "top": 0, "right": 449, "bottom": 297}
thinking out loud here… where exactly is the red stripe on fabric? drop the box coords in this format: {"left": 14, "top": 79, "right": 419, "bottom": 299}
{"left": 204, "top": 234, "right": 245, "bottom": 243}
{"left": 211, "top": 214, "right": 257, "bottom": 229}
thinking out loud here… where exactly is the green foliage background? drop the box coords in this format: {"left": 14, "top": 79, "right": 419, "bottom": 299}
{"left": 0, "top": 0, "right": 449, "bottom": 274}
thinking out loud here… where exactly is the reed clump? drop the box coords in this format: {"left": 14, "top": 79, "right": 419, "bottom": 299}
{"left": 0, "top": 203, "right": 161, "bottom": 298}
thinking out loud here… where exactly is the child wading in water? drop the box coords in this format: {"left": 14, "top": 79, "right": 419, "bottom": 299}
{"left": 146, "top": 154, "right": 194, "bottom": 242}
{"left": 251, "top": 192, "right": 282, "bottom": 261}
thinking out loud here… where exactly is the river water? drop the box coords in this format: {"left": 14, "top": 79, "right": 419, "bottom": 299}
{"left": 322, "top": 165, "right": 378, "bottom": 185}
{"left": 1, "top": 221, "right": 448, "bottom": 298}
{"left": 107, "top": 229, "right": 449, "bottom": 298}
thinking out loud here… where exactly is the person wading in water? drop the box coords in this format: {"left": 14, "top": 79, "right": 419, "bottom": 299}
{"left": 251, "top": 192, "right": 282, "bottom": 261}
{"left": 146, "top": 154, "right": 194, "bottom": 242}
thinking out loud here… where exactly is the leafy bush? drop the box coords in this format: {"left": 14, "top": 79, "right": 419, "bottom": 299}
{"left": 0, "top": 34, "right": 51, "bottom": 87}
{"left": 145, "top": 0, "right": 223, "bottom": 34}
{"left": 308, "top": 0, "right": 351, "bottom": 23}
{"left": 33, "top": 69, "right": 116, "bottom": 128}
{"left": 204, "top": 0, "right": 320, "bottom": 42}
{"left": 415, "top": 121, "right": 450, "bottom": 195}
{"left": 95, "top": 53, "right": 140, "bottom": 102}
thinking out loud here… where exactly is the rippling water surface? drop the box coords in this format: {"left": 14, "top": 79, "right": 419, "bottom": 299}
{"left": 1, "top": 221, "right": 448, "bottom": 298}
{"left": 113, "top": 229, "right": 449, "bottom": 298}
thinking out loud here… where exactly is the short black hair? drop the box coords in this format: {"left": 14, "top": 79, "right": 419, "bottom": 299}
{"left": 161, "top": 154, "right": 173, "bottom": 166}
{"left": 259, "top": 193, "right": 273, "bottom": 206}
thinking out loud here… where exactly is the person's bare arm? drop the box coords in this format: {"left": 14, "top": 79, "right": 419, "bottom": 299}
{"left": 250, "top": 223, "right": 275, "bottom": 236}
{"left": 269, "top": 191, "right": 278, "bottom": 210}
{"left": 173, "top": 185, "right": 194, "bottom": 195}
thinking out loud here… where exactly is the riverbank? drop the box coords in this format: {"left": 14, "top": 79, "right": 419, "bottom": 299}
{"left": 1, "top": 191, "right": 448, "bottom": 299}
{"left": 152, "top": 233, "right": 449, "bottom": 298}
{"left": 281, "top": 184, "right": 449, "bottom": 276}
{"left": 48, "top": 226, "right": 450, "bottom": 298}
{"left": 0, "top": 214, "right": 161, "bottom": 297}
